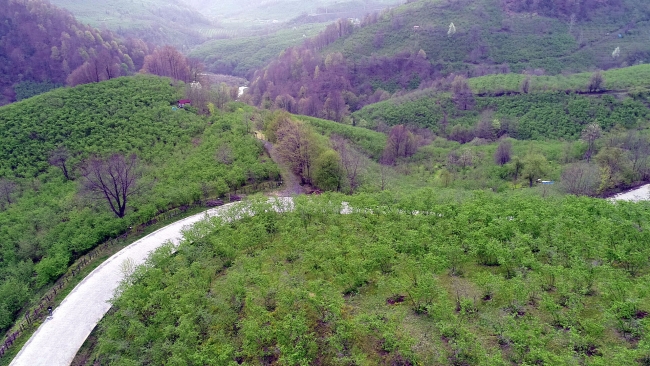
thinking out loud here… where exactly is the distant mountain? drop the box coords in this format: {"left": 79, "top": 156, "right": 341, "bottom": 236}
{"left": 186, "top": 0, "right": 402, "bottom": 23}
{"left": 48, "top": 0, "right": 219, "bottom": 48}
{"left": 245, "top": 0, "right": 650, "bottom": 121}
{"left": 0, "top": 0, "right": 149, "bottom": 105}
{"left": 48, "top": 0, "right": 405, "bottom": 49}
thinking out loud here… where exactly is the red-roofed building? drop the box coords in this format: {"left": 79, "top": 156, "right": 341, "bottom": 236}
{"left": 178, "top": 99, "right": 191, "bottom": 108}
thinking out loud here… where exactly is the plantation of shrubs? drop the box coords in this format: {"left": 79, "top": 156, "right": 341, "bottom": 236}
{"left": 90, "top": 192, "right": 650, "bottom": 365}
{"left": 0, "top": 76, "right": 279, "bottom": 333}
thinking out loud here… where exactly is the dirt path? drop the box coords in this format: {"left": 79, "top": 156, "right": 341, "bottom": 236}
{"left": 263, "top": 140, "right": 306, "bottom": 196}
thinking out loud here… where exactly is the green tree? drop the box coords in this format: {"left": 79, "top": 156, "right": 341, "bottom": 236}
{"left": 522, "top": 153, "right": 549, "bottom": 187}
{"left": 313, "top": 149, "right": 344, "bottom": 191}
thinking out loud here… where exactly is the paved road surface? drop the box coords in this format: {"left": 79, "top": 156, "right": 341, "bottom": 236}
{"left": 610, "top": 184, "right": 650, "bottom": 202}
{"left": 12, "top": 183, "right": 647, "bottom": 365}
{"left": 9, "top": 203, "right": 249, "bottom": 366}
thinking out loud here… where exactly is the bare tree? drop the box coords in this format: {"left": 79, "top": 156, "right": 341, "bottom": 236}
{"left": 141, "top": 46, "right": 190, "bottom": 82}
{"left": 379, "top": 156, "right": 392, "bottom": 191}
{"left": 520, "top": 76, "right": 531, "bottom": 94}
{"left": 216, "top": 144, "right": 233, "bottom": 165}
{"left": 581, "top": 123, "right": 602, "bottom": 163}
{"left": 623, "top": 131, "right": 650, "bottom": 180}
{"left": 80, "top": 154, "right": 141, "bottom": 218}
{"left": 494, "top": 140, "right": 512, "bottom": 166}
{"left": 187, "top": 58, "right": 204, "bottom": 82}
{"left": 331, "top": 135, "right": 363, "bottom": 193}
{"left": 382, "top": 125, "right": 417, "bottom": 165}
{"left": 587, "top": 70, "right": 604, "bottom": 92}
{"left": 48, "top": 146, "right": 71, "bottom": 180}
{"left": 561, "top": 163, "right": 600, "bottom": 196}
{"left": 67, "top": 51, "right": 121, "bottom": 86}
{"left": 274, "top": 119, "right": 319, "bottom": 184}
{"left": 0, "top": 178, "right": 17, "bottom": 209}
{"left": 451, "top": 75, "right": 475, "bottom": 110}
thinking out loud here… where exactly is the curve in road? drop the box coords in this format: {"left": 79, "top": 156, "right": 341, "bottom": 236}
{"left": 11, "top": 187, "right": 647, "bottom": 365}
{"left": 9, "top": 201, "right": 264, "bottom": 366}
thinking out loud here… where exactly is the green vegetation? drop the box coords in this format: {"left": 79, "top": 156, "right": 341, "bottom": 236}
{"left": 13, "top": 81, "right": 62, "bottom": 102}
{"left": 0, "top": 76, "right": 278, "bottom": 333}
{"left": 353, "top": 88, "right": 650, "bottom": 141}
{"left": 189, "top": 24, "right": 326, "bottom": 77}
{"left": 297, "top": 115, "right": 387, "bottom": 159}
{"left": 326, "top": 0, "right": 650, "bottom": 75}
{"left": 89, "top": 192, "right": 650, "bottom": 365}
{"left": 469, "top": 64, "right": 650, "bottom": 95}
{"left": 48, "top": 0, "right": 218, "bottom": 47}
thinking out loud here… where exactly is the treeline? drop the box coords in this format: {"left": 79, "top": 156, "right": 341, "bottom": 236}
{"left": 0, "top": 0, "right": 150, "bottom": 104}
{"left": 0, "top": 76, "right": 278, "bottom": 334}
{"left": 90, "top": 192, "right": 650, "bottom": 365}
{"left": 245, "top": 46, "right": 432, "bottom": 122}
{"left": 264, "top": 112, "right": 372, "bottom": 193}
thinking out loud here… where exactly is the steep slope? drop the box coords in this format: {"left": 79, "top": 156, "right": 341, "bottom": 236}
{"left": 352, "top": 64, "right": 650, "bottom": 140}
{"left": 0, "top": 0, "right": 148, "bottom": 105}
{"left": 87, "top": 193, "right": 650, "bottom": 365}
{"left": 0, "top": 76, "right": 278, "bottom": 336}
{"left": 48, "top": 0, "right": 218, "bottom": 47}
{"left": 246, "top": 0, "right": 650, "bottom": 121}
{"left": 185, "top": 0, "right": 402, "bottom": 23}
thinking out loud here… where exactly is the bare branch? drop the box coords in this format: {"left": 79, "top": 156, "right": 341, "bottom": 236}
{"left": 80, "top": 154, "right": 141, "bottom": 218}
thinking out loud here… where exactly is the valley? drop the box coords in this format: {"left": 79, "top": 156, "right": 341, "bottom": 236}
{"left": 2, "top": 0, "right": 650, "bottom": 364}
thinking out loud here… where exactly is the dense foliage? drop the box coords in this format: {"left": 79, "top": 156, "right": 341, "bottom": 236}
{"left": 91, "top": 192, "right": 650, "bottom": 365}
{"left": 0, "top": 0, "right": 149, "bottom": 105}
{"left": 468, "top": 65, "right": 650, "bottom": 95}
{"left": 352, "top": 90, "right": 650, "bottom": 141}
{"left": 188, "top": 24, "right": 326, "bottom": 78}
{"left": 0, "top": 76, "right": 278, "bottom": 333}
{"left": 13, "top": 81, "right": 63, "bottom": 101}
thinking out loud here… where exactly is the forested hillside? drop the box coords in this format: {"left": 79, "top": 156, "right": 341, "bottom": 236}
{"left": 87, "top": 193, "right": 650, "bottom": 365}
{"left": 49, "top": 0, "right": 218, "bottom": 47}
{"left": 245, "top": 0, "right": 650, "bottom": 121}
{"left": 0, "top": 0, "right": 150, "bottom": 105}
{"left": 188, "top": 24, "right": 326, "bottom": 78}
{"left": 352, "top": 67, "right": 650, "bottom": 141}
{"left": 178, "top": 0, "right": 401, "bottom": 24}
{"left": 0, "top": 76, "right": 278, "bottom": 334}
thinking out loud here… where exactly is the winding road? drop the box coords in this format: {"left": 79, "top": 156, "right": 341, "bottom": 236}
{"left": 8, "top": 183, "right": 649, "bottom": 365}
{"left": 9, "top": 201, "right": 276, "bottom": 366}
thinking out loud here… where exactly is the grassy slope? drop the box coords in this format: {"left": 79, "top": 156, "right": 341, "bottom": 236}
{"left": 48, "top": 0, "right": 219, "bottom": 47}
{"left": 469, "top": 64, "right": 650, "bottom": 94}
{"left": 297, "top": 114, "right": 388, "bottom": 159}
{"left": 89, "top": 193, "right": 650, "bottom": 365}
{"left": 352, "top": 64, "right": 650, "bottom": 140}
{"left": 0, "top": 76, "right": 278, "bottom": 334}
{"left": 325, "top": 0, "right": 650, "bottom": 75}
{"left": 189, "top": 24, "right": 327, "bottom": 77}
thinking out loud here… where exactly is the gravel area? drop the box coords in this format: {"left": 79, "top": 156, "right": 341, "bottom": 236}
{"left": 610, "top": 184, "right": 650, "bottom": 202}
